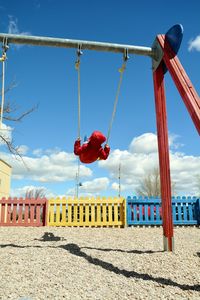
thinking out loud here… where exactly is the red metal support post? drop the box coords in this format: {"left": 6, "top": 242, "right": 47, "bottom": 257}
{"left": 153, "top": 64, "right": 174, "bottom": 251}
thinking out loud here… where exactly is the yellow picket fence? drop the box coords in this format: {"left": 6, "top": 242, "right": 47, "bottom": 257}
{"left": 48, "top": 197, "right": 126, "bottom": 227}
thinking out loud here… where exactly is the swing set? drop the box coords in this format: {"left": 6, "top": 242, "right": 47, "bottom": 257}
{"left": 0, "top": 24, "right": 199, "bottom": 251}
{"left": 73, "top": 45, "right": 128, "bottom": 164}
{"left": 75, "top": 45, "right": 128, "bottom": 144}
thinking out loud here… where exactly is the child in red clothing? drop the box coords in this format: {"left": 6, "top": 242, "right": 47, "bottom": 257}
{"left": 74, "top": 131, "right": 110, "bottom": 164}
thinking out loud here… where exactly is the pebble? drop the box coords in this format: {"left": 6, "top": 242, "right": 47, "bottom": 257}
{"left": 0, "top": 227, "right": 199, "bottom": 300}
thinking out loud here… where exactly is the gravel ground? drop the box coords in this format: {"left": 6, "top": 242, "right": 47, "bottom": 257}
{"left": 0, "top": 227, "right": 199, "bottom": 300}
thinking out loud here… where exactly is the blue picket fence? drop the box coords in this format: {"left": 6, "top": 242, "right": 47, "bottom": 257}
{"left": 126, "top": 196, "right": 200, "bottom": 226}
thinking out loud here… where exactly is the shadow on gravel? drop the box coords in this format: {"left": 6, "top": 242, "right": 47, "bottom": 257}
{"left": 0, "top": 243, "right": 42, "bottom": 248}
{"left": 0, "top": 241, "right": 199, "bottom": 292}
{"left": 81, "top": 246, "right": 163, "bottom": 254}
{"left": 34, "top": 232, "right": 66, "bottom": 242}
{"left": 60, "top": 243, "right": 200, "bottom": 292}
{"left": 0, "top": 233, "right": 65, "bottom": 246}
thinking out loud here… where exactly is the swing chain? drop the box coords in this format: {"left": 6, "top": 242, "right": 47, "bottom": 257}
{"left": 75, "top": 45, "right": 83, "bottom": 140}
{"left": 106, "top": 49, "right": 129, "bottom": 144}
{"left": 0, "top": 38, "right": 9, "bottom": 130}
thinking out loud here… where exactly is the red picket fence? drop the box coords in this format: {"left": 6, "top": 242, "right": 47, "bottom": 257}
{"left": 0, "top": 198, "right": 47, "bottom": 226}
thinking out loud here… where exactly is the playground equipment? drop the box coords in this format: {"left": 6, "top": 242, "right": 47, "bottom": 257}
{"left": 74, "top": 47, "right": 128, "bottom": 163}
{"left": 0, "top": 24, "right": 199, "bottom": 251}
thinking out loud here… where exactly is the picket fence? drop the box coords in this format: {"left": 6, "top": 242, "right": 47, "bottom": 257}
{"left": 127, "top": 196, "right": 200, "bottom": 226}
{"left": 48, "top": 197, "right": 125, "bottom": 227}
{"left": 0, "top": 198, "right": 47, "bottom": 226}
{"left": 0, "top": 196, "right": 199, "bottom": 227}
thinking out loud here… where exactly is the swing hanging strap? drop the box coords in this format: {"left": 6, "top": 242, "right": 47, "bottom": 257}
{"left": 75, "top": 45, "right": 83, "bottom": 140}
{"left": 106, "top": 49, "right": 129, "bottom": 144}
{"left": 0, "top": 38, "right": 9, "bottom": 130}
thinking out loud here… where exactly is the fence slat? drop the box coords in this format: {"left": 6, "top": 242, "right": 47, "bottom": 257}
{"left": 85, "top": 204, "right": 89, "bottom": 225}
{"left": 156, "top": 205, "right": 161, "bottom": 222}
{"left": 49, "top": 204, "right": 54, "bottom": 225}
{"left": 188, "top": 203, "right": 193, "bottom": 221}
{"left": 56, "top": 203, "right": 60, "bottom": 224}
{"left": 30, "top": 204, "right": 35, "bottom": 225}
{"left": 150, "top": 204, "right": 154, "bottom": 222}
{"left": 183, "top": 204, "right": 187, "bottom": 222}
{"left": 102, "top": 204, "right": 106, "bottom": 224}
{"left": 18, "top": 203, "right": 23, "bottom": 224}
{"left": 61, "top": 204, "right": 66, "bottom": 225}
{"left": 68, "top": 204, "right": 72, "bottom": 223}
{"left": 1, "top": 203, "right": 5, "bottom": 224}
{"left": 36, "top": 205, "right": 41, "bottom": 226}
{"left": 114, "top": 204, "right": 118, "bottom": 224}
{"left": 24, "top": 204, "right": 29, "bottom": 225}
{"left": 7, "top": 203, "right": 11, "bottom": 223}
{"left": 177, "top": 205, "right": 182, "bottom": 222}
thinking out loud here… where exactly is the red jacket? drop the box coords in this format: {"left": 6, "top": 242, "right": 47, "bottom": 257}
{"left": 74, "top": 131, "right": 110, "bottom": 164}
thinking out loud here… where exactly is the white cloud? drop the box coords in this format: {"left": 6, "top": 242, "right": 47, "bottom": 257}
{"left": 80, "top": 177, "right": 109, "bottom": 193}
{"left": 129, "top": 132, "right": 181, "bottom": 154}
{"left": 99, "top": 133, "right": 200, "bottom": 196}
{"left": 0, "top": 124, "right": 13, "bottom": 144}
{"left": 188, "top": 35, "right": 200, "bottom": 52}
{"left": 111, "top": 182, "right": 126, "bottom": 192}
{"left": 1, "top": 132, "right": 200, "bottom": 197}
{"left": 17, "top": 145, "right": 29, "bottom": 155}
{"left": 0, "top": 149, "right": 92, "bottom": 183}
{"left": 66, "top": 177, "right": 110, "bottom": 197}
{"left": 170, "top": 152, "right": 200, "bottom": 195}
{"left": 32, "top": 147, "right": 62, "bottom": 157}
{"left": 129, "top": 133, "right": 158, "bottom": 154}
{"left": 32, "top": 148, "right": 43, "bottom": 157}
{"left": 8, "top": 15, "right": 30, "bottom": 36}
{"left": 11, "top": 185, "right": 55, "bottom": 198}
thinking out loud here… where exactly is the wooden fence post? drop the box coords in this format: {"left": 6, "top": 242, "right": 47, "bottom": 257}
{"left": 43, "top": 198, "right": 48, "bottom": 226}
{"left": 196, "top": 198, "right": 200, "bottom": 225}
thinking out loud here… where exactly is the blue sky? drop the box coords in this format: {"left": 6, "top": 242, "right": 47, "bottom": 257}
{"left": 0, "top": 0, "right": 199, "bottom": 198}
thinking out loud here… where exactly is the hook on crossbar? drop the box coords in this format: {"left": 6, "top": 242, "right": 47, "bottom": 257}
{"left": 123, "top": 48, "right": 129, "bottom": 62}
{"left": 77, "top": 44, "right": 83, "bottom": 57}
{"left": 0, "top": 37, "right": 9, "bottom": 62}
{"left": 75, "top": 44, "right": 83, "bottom": 70}
{"left": 2, "top": 37, "right": 9, "bottom": 52}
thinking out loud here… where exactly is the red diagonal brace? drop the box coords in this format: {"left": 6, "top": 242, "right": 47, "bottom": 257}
{"left": 156, "top": 34, "right": 200, "bottom": 135}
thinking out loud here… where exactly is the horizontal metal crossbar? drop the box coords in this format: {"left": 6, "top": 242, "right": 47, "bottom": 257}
{"left": 0, "top": 33, "right": 155, "bottom": 57}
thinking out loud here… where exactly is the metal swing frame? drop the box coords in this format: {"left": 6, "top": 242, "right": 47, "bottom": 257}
{"left": 0, "top": 25, "right": 199, "bottom": 252}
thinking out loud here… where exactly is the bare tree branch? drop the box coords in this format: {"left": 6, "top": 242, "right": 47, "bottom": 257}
{"left": 136, "top": 167, "right": 176, "bottom": 198}
{"left": 3, "top": 105, "right": 37, "bottom": 122}
{"left": 0, "top": 77, "right": 37, "bottom": 161}
{"left": 0, "top": 134, "right": 30, "bottom": 170}
{"left": 25, "top": 188, "right": 46, "bottom": 199}
{"left": 0, "top": 78, "right": 18, "bottom": 96}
